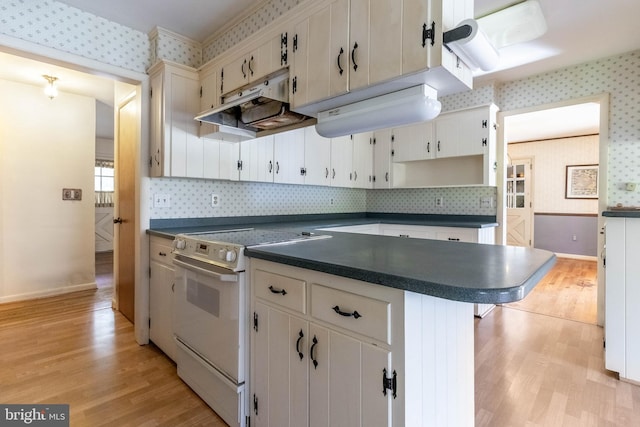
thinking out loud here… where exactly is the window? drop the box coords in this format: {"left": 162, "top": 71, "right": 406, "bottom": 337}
{"left": 95, "top": 160, "right": 114, "bottom": 206}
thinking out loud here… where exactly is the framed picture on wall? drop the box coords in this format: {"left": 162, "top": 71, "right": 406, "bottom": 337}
{"left": 565, "top": 164, "right": 599, "bottom": 199}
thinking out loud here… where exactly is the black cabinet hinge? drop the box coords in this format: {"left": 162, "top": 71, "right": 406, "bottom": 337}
{"left": 292, "top": 76, "right": 297, "bottom": 94}
{"left": 281, "top": 32, "right": 288, "bottom": 48}
{"left": 422, "top": 21, "right": 435, "bottom": 47}
{"left": 300, "top": 167, "right": 307, "bottom": 176}
{"left": 253, "top": 312, "right": 259, "bottom": 332}
{"left": 293, "top": 34, "right": 298, "bottom": 52}
{"left": 281, "top": 50, "right": 288, "bottom": 65}
{"left": 253, "top": 394, "right": 259, "bottom": 415}
{"left": 200, "top": 86, "right": 203, "bottom": 98}
{"left": 482, "top": 138, "right": 487, "bottom": 146}
{"left": 482, "top": 119, "right": 488, "bottom": 128}
{"left": 237, "top": 160, "right": 243, "bottom": 171}
{"left": 150, "top": 87, "right": 153, "bottom": 98}
{"left": 382, "top": 368, "right": 397, "bottom": 399}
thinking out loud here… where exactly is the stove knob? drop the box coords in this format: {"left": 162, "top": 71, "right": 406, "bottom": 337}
{"left": 225, "top": 249, "right": 237, "bottom": 263}
{"left": 217, "top": 248, "right": 227, "bottom": 260}
{"left": 173, "top": 239, "right": 186, "bottom": 250}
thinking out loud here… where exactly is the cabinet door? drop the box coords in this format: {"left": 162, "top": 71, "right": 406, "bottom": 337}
{"left": 202, "top": 137, "right": 221, "bottom": 180}
{"left": 392, "top": 121, "right": 434, "bottom": 162}
{"left": 274, "top": 128, "right": 305, "bottom": 185}
{"left": 330, "top": 135, "right": 353, "bottom": 187}
{"left": 304, "top": 126, "right": 331, "bottom": 186}
{"left": 221, "top": 55, "right": 249, "bottom": 95}
{"left": 310, "top": 327, "right": 392, "bottom": 427}
{"left": 149, "top": 260, "right": 176, "bottom": 361}
{"left": 368, "top": 0, "right": 402, "bottom": 85}
{"left": 291, "top": 17, "right": 310, "bottom": 108}
{"left": 433, "top": 114, "right": 458, "bottom": 158}
{"left": 402, "top": 0, "right": 431, "bottom": 74}
{"left": 240, "top": 136, "right": 274, "bottom": 183}
{"left": 373, "top": 129, "right": 393, "bottom": 188}
{"left": 329, "top": 0, "right": 350, "bottom": 98}
{"left": 219, "top": 141, "right": 240, "bottom": 181}
{"left": 149, "top": 70, "right": 164, "bottom": 177}
{"left": 199, "top": 66, "right": 220, "bottom": 137}
{"left": 253, "top": 303, "right": 309, "bottom": 427}
{"left": 457, "top": 108, "right": 490, "bottom": 157}
{"left": 168, "top": 71, "right": 203, "bottom": 178}
{"left": 348, "top": 0, "right": 370, "bottom": 91}
{"left": 352, "top": 132, "right": 374, "bottom": 189}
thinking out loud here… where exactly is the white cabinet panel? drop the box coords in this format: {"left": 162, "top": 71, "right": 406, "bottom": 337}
{"left": 304, "top": 127, "right": 332, "bottom": 186}
{"left": 330, "top": 135, "right": 353, "bottom": 187}
{"left": 274, "top": 128, "right": 306, "bottom": 184}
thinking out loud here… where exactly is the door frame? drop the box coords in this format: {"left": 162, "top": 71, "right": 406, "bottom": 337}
{"left": 1, "top": 35, "right": 152, "bottom": 343}
{"left": 496, "top": 93, "right": 609, "bottom": 326}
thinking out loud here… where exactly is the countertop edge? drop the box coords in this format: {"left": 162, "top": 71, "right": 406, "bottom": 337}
{"left": 603, "top": 210, "right": 640, "bottom": 218}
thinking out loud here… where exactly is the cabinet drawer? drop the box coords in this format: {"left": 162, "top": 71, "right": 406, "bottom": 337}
{"left": 254, "top": 269, "right": 306, "bottom": 314}
{"left": 435, "top": 228, "right": 477, "bottom": 243}
{"left": 311, "top": 284, "right": 390, "bottom": 344}
{"left": 150, "top": 238, "right": 174, "bottom": 265}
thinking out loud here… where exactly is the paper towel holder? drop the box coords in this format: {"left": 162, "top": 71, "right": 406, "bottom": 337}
{"left": 443, "top": 19, "right": 499, "bottom": 72}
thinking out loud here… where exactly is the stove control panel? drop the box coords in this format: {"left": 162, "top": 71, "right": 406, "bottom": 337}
{"left": 172, "top": 234, "right": 244, "bottom": 271}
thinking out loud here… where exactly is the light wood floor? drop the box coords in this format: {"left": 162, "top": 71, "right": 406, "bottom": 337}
{"left": 2, "top": 256, "right": 639, "bottom": 426}
{"left": 506, "top": 257, "right": 598, "bottom": 324}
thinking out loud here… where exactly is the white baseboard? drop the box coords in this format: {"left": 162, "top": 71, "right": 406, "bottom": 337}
{"left": 0, "top": 282, "right": 98, "bottom": 304}
{"left": 555, "top": 253, "right": 598, "bottom": 261}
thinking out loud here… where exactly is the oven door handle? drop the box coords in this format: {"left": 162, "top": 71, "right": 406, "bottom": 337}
{"left": 173, "top": 258, "right": 239, "bottom": 282}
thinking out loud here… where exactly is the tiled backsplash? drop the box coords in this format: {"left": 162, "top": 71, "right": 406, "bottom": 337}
{"left": 149, "top": 178, "right": 495, "bottom": 219}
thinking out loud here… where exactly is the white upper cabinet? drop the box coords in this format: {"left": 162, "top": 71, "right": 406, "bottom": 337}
{"left": 330, "top": 135, "right": 354, "bottom": 187}
{"left": 304, "top": 126, "right": 332, "bottom": 186}
{"left": 349, "top": 0, "right": 402, "bottom": 91}
{"left": 434, "top": 105, "right": 498, "bottom": 158}
{"left": 198, "top": 64, "right": 221, "bottom": 137}
{"left": 148, "top": 60, "right": 203, "bottom": 178}
{"left": 372, "top": 129, "right": 393, "bottom": 189}
{"left": 240, "top": 135, "right": 275, "bottom": 183}
{"left": 220, "top": 32, "right": 289, "bottom": 95}
{"left": 352, "top": 132, "right": 374, "bottom": 188}
{"left": 274, "top": 128, "right": 306, "bottom": 185}
{"left": 391, "top": 121, "right": 435, "bottom": 162}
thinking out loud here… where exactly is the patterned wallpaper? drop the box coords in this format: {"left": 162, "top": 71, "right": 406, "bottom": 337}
{"left": 149, "top": 27, "right": 202, "bottom": 69}
{"left": 495, "top": 51, "right": 640, "bottom": 206}
{"left": 149, "top": 178, "right": 366, "bottom": 219}
{"left": 0, "top": 0, "right": 150, "bottom": 73}
{"left": 202, "top": 0, "right": 306, "bottom": 63}
{"left": 367, "top": 187, "right": 497, "bottom": 216}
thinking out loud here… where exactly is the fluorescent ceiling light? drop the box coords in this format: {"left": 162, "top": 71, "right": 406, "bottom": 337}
{"left": 477, "top": 0, "right": 548, "bottom": 49}
{"left": 315, "top": 85, "right": 441, "bottom": 138}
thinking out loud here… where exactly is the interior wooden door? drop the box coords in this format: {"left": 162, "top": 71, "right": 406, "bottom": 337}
{"left": 115, "top": 96, "right": 137, "bottom": 323}
{"left": 506, "top": 158, "right": 533, "bottom": 247}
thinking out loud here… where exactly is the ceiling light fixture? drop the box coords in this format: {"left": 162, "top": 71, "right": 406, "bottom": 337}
{"left": 477, "top": 0, "right": 548, "bottom": 49}
{"left": 43, "top": 74, "right": 58, "bottom": 99}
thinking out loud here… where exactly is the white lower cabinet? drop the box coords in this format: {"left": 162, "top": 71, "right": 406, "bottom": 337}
{"left": 605, "top": 217, "right": 640, "bottom": 382}
{"left": 250, "top": 259, "right": 474, "bottom": 427}
{"left": 149, "top": 236, "right": 176, "bottom": 361}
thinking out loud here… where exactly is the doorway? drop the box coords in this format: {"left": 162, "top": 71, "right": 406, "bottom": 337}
{"left": 498, "top": 95, "right": 609, "bottom": 325}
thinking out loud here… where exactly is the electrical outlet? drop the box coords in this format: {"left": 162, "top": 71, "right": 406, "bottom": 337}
{"left": 480, "top": 197, "right": 493, "bottom": 208}
{"left": 626, "top": 182, "right": 637, "bottom": 191}
{"left": 435, "top": 197, "right": 444, "bottom": 207}
{"left": 153, "top": 193, "right": 170, "bottom": 208}
{"left": 211, "top": 194, "right": 220, "bottom": 207}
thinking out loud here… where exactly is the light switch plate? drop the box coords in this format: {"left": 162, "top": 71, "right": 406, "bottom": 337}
{"left": 62, "top": 188, "right": 82, "bottom": 201}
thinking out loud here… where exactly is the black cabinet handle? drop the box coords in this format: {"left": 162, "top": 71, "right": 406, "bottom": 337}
{"left": 268, "top": 285, "right": 287, "bottom": 296}
{"left": 385, "top": 172, "right": 389, "bottom": 182}
{"left": 296, "top": 329, "right": 304, "bottom": 360}
{"left": 427, "top": 141, "right": 430, "bottom": 153}
{"left": 248, "top": 56, "right": 254, "bottom": 76}
{"left": 332, "top": 305, "right": 362, "bottom": 319}
{"left": 310, "top": 336, "right": 319, "bottom": 369}
{"left": 437, "top": 141, "right": 441, "bottom": 152}
{"left": 276, "top": 161, "right": 280, "bottom": 174}
{"left": 448, "top": 238, "right": 460, "bottom": 242}
{"left": 325, "top": 167, "right": 329, "bottom": 179}
{"left": 241, "top": 59, "right": 247, "bottom": 79}
{"left": 351, "top": 42, "right": 359, "bottom": 71}
{"left": 268, "top": 160, "right": 273, "bottom": 173}
{"left": 332, "top": 168, "right": 336, "bottom": 179}
{"left": 337, "top": 47, "right": 344, "bottom": 75}
{"left": 158, "top": 252, "right": 167, "bottom": 257}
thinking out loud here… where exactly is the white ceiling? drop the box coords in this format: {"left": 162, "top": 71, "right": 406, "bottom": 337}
{"left": 2, "top": 0, "right": 638, "bottom": 141}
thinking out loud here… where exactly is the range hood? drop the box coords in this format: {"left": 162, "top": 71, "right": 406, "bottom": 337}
{"left": 195, "top": 69, "right": 314, "bottom": 140}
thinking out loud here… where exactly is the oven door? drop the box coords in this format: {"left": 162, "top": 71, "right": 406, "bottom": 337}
{"left": 173, "top": 255, "right": 244, "bottom": 384}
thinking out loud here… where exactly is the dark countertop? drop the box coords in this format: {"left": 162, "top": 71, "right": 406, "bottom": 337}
{"left": 147, "top": 213, "right": 498, "bottom": 239}
{"left": 245, "top": 233, "right": 555, "bottom": 304}
{"left": 603, "top": 210, "right": 640, "bottom": 218}
{"left": 147, "top": 213, "right": 556, "bottom": 304}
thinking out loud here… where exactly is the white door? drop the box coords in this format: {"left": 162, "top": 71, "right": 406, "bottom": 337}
{"left": 506, "top": 158, "right": 533, "bottom": 247}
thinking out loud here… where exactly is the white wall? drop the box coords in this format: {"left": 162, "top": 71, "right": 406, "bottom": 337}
{"left": 0, "top": 79, "right": 96, "bottom": 302}
{"left": 508, "top": 135, "right": 599, "bottom": 214}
